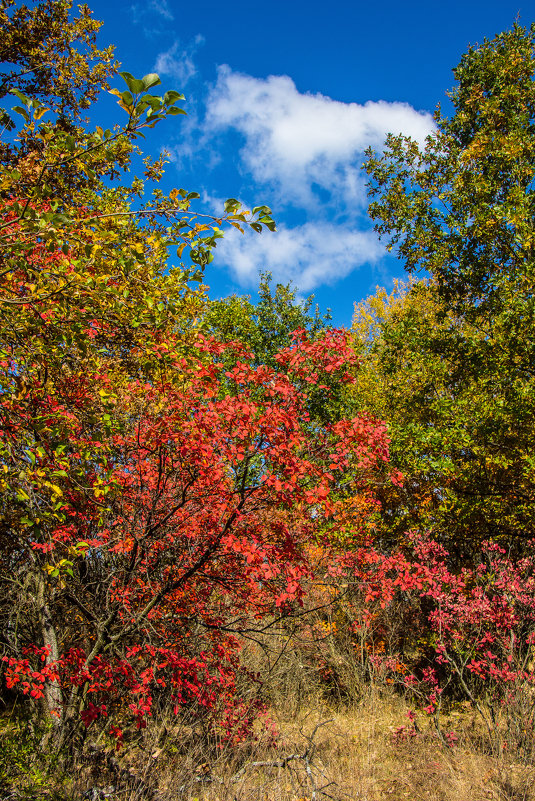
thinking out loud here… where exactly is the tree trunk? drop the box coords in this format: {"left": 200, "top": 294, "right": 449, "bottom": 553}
{"left": 35, "top": 571, "right": 63, "bottom": 742}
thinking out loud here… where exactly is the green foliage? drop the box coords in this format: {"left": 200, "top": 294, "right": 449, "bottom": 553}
{"left": 366, "top": 23, "right": 535, "bottom": 315}
{"left": 361, "top": 24, "right": 535, "bottom": 554}
{"left": 353, "top": 277, "right": 535, "bottom": 554}
{"left": 204, "top": 272, "right": 331, "bottom": 367}
{"left": 0, "top": 0, "right": 116, "bottom": 128}
{"left": 0, "top": 711, "right": 66, "bottom": 799}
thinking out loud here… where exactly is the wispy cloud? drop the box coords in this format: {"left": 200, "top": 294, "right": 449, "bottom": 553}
{"left": 154, "top": 35, "right": 205, "bottom": 86}
{"left": 131, "top": 0, "right": 174, "bottom": 34}
{"left": 206, "top": 67, "right": 435, "bottom": 212}
{"left": 213, "top": 222, "right": 384, "bottom": 293}
{"left": 150, "top": 0, "right": 174, "bottom": 19}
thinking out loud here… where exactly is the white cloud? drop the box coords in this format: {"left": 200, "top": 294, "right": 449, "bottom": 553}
{"left": 206, "top": 67, "right": 435, "bottom": 211}
{"left": 154, "top": 36, "right": 205, "bottom": 86}
{"left": 132, "top": 0, "right": 174, "bottom": 24}
{"left": 214, "top": 222, "right": 384, "bottom": 293}
{"left": 162, "top": 67, "right": 437, "bottom": 296}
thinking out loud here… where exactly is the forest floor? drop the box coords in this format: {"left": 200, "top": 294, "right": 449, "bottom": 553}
{"left": 123, "top": 694, "right": 535, "bottom": 801}
{"left": 3, "top": 688, "right": 535, "bottom": 801}
{"left": 3, "top": 633, "right": 535, "bottom": 801}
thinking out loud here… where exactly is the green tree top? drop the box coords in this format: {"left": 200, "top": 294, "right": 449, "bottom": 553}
{"left": 0, "top": 0, "right": 116, "bottom": 126}
{"left": 204, "top": 272, "right": 331, "bottom": 367}
{"left": 365, "top": 23, "right": 535, "bottom": 315}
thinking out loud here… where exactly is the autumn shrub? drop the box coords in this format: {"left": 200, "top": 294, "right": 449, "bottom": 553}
{"left": 324, "top": 533, "right": 535, "bottom": 758}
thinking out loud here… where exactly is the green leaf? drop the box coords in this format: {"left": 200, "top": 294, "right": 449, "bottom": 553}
{"left": 10, "top": 88, "right": 31, "bottom": 108}
{"left": 120, "top": 71, "right": 145, "bottom": 94}
{"left": 166, "top": 107, "right": 186, "bottom": 116}
{"left": 164, "top": 90, "right": 185, "bottom": 105}
{"left": 12, "top": 106, "right": 30, "bottom": 123}
{"left": 142, "top": 95, "right": 163, "bottom": 109}
{"left": 142, "top": 73, "right": 162, "bottom": 90}
{"left": 224, "top": 198, "right": 241, "bottom": 213}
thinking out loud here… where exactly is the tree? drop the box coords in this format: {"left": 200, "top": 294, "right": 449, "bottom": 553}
{"left": 0, "top": 0, "right": 116, "bottom": 127}
{"left": 0, "top": 1, "right": 392, "bottom": 763}
{"left": 365, "top": 23, "right": 535, "bottom": 315}
{"left": 203, "top": 274, "right": 354, "bottom": 425}
{"left": 363, "top": 24, "right": 535, "bottom": 552}
{"left": 2, "top": 324, "right": 391, "bottom": 748}
{"left": 204, "top": 272, "right": 331, "bottom": 369}
{"left": 353, "top": 279, "right": 535, "bottom": 554}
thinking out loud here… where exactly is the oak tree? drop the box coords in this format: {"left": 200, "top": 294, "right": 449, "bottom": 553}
{"left": 363, "top": 24, "right": 535, "bottom": 554}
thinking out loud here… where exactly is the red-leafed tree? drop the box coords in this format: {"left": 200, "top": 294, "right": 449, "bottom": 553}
{"left": 2, "top": 323, "right": 392, "bottom": 748}
{"left": 0, "top": 2, "right": 395, "bottom": 758}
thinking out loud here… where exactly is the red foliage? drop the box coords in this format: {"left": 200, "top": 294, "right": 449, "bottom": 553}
{"left": 1, "top": 325, "right": 391, "bottom": 738}
{"left": 343, "top": 532, "right": 535, "bottom": 717}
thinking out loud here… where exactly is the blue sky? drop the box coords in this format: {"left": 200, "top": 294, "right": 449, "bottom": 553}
{"left": 88, "top": 0, "right": 532, "bottom": 326}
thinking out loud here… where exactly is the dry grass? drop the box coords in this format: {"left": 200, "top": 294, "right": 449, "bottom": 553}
{"left": 174, "top": 694, "right": 535, "bottom": 801}
{"left": 3, "top": 688, "right": 535, "bottom": 800}
{"left": 4, "top": 627, "right": 535, "bottom": 800}
{"left": 46, "top": 688, "right": 535, "bottom": 801}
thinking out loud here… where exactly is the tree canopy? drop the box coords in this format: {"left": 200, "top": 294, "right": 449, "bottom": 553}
{"left": 0, "top": 0, "right": 392, "bottom": 757}
{"left": 362, "top": 23, "right": 535, "bottom": 555}
{"left": 366, "top": 23, "right": 535, "bottom": 316}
